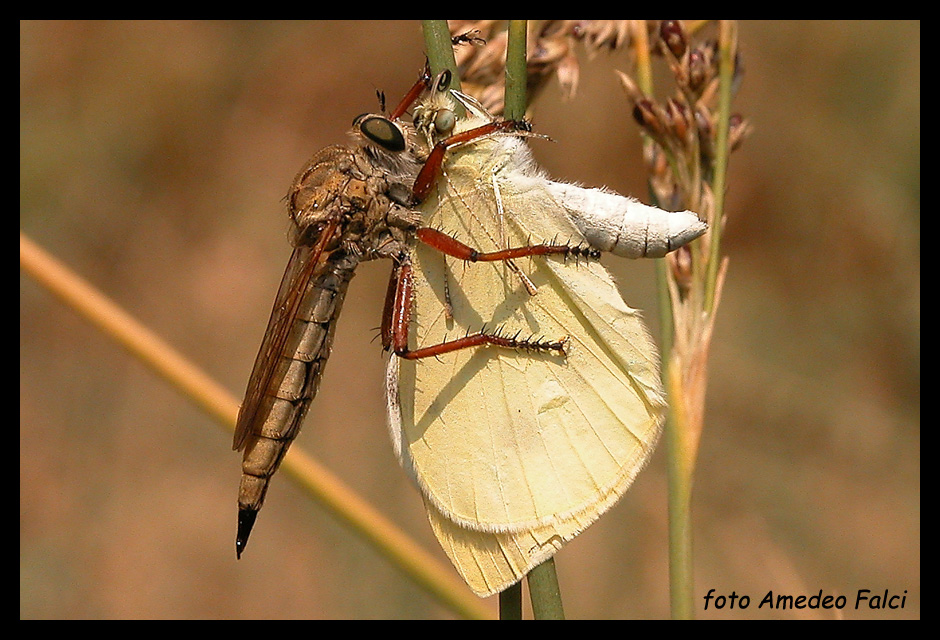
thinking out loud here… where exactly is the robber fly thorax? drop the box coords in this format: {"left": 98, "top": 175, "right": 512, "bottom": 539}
{"left": 286, "top": 125, "right": 422, "bottom": 261}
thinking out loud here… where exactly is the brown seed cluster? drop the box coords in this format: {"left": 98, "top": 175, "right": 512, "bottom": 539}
{"left": 446, "top": 21, "right": 750, "bottom": 168}
{"left": 448, "top": 20, "right": 635, "bottom": 116}
{"left": 617, "top": 21, "right": 750, "bottom": 183}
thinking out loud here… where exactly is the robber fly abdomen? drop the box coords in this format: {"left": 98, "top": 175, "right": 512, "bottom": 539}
{"left": 236, "top": 247, "right": 359, "bottom": 539}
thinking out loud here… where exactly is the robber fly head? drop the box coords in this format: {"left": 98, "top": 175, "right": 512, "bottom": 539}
{"left": 350, "top": 107, "right": 423, "bottom": 183}
{"left": 352, "top": 112, "right": 409, "bottom": 153}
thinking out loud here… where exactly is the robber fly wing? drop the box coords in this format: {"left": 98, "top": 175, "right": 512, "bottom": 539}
{"left": 233, "top": 223, "right": 337, "bottom": 451}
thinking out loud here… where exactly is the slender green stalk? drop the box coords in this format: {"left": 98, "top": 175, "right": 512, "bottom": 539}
{"left": 422, "top": 20, "right": 464, "bottom": 116}
{"left": 667, "top": 24, "right": 736, "bottom": 618}
{"left": 651, "top": 20, "right": 737, "bottom": 620}
{"left": 504, "top": 20, "right": 566, "bottom": 618}
{"left": 706, "top": 20, "right": 735, "bottom": 315}
{"left": 631, "top": 19, "right": 696, "bottom": 620}
{"left": 499, "top": 582, "right": 523, "bottom": 620}
{"left": 528, "top": 558, "right": 565, "bottom": 620}
{"left": 665, "top": 385, "right": 694, "bottom": 619}
{"left": 503, "top": 20, "right": 528, "bottom": 121}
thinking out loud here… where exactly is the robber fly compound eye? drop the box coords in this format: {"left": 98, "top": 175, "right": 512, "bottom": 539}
{"left": 354, "top": 114, "right": 406, "bottom": 152}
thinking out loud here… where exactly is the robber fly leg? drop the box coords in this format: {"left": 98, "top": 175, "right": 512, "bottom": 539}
{"left": 416, "top": 226, "right": 599, "bottom": 299}
{"left": 388, "top": 65, "right": 433, "bottom": 120}
{"left": 381, "top": 254, "right": 568, "bottom": 360}
{"left": 415, "top": 227, "right": 600, "bottom": 263}
{"left": 412, "top": 120, "right": 530, "bottom": 202}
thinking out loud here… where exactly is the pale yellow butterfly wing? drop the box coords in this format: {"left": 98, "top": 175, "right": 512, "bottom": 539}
{"left": 388, "top": 132, "right": 666, "bottom": 596}
{"left": 423, "top": 482, "right": 605, "bottom": 596}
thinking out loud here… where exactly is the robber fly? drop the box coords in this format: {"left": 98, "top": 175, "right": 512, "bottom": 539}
{"left": 233, "top": 66, "right": 595, "bottom": 558}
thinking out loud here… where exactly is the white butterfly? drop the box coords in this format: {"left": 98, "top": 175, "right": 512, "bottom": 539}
{"left": 386, "top": 85, "right": 705, "bottom": 596}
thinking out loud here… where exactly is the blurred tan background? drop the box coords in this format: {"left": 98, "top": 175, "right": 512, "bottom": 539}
{"left": 20, "top": 20, "right": 919, "bottom": 619}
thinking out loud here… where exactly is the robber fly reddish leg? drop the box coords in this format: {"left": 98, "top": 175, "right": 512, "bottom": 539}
{"left": 383, "top": 103, "right": 593, "bottom": 360}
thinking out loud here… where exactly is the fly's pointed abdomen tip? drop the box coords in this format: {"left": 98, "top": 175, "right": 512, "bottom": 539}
{"left": 236, "top": 508, "right": 258, "bottom": 559}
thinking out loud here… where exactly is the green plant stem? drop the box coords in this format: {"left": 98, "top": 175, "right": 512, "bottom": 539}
{"left": 528, "top": 558, "right": 565, "bottom": 620}
{"left": 706, "top": 20, "right": 734, "bottom": 315}
{"left": 422, "top": 20, "right": 464, "bottom": 116}
{"left": 504, "top": 20, "right": 566, "bottom": 618}
{"left": 667, "top": 24, "right": 736, "bottom": 617}
{"left": 504, "top": 20, "right": 528, "bottom": 120}
{"left": 631, "top": 19, "right": 696, "bottom": 620}
{"left": 665, "top": 381, "right": 695, "bottom": 619}
{"left": 499, "top": 582, "right": 523, "bottom": 619}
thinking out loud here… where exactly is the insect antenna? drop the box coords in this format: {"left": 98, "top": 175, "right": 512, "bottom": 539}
{"left": 376, "top": 89, "right": 387, "bottom": 114}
